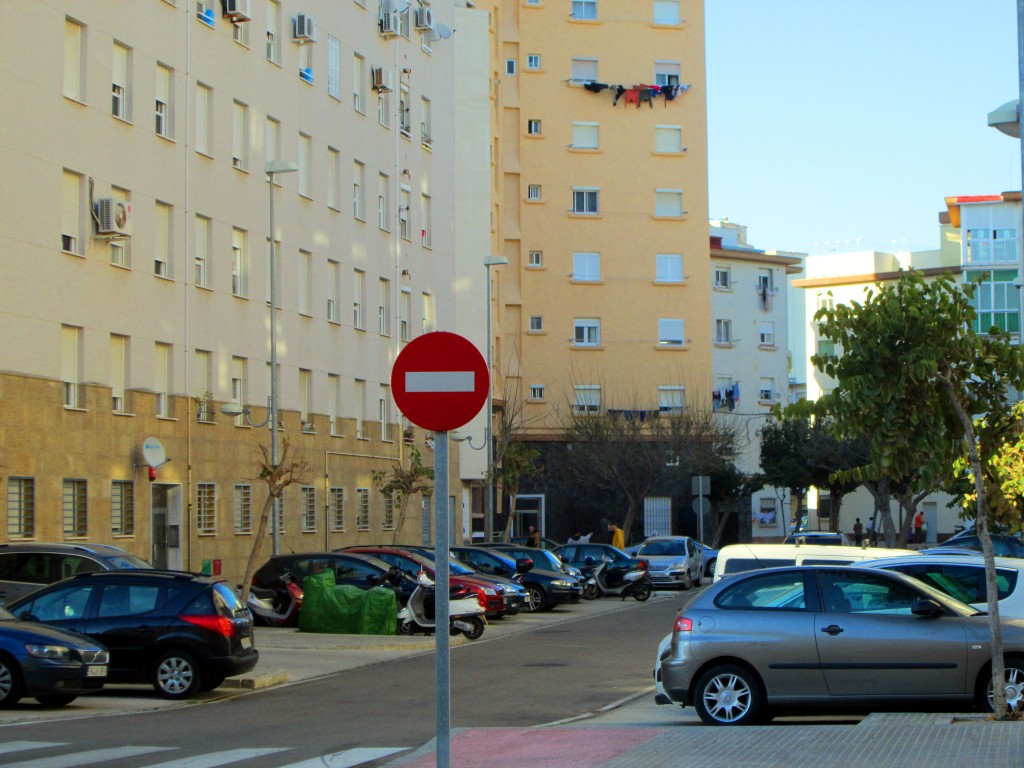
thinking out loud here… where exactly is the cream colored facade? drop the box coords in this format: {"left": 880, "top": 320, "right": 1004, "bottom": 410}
{"left": 0, "top": 0, "right": 485, "bottom": 581}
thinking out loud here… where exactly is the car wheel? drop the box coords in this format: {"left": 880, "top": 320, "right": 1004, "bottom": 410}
{"left": 525, "top": 585, "right": 548, "bottom": 612}
{"left": 680, "top": 571, "right": 693, "bottom": 591}
{"left": 35, "top": 694, "right": 77, "bottom": 707}
{"left": 462, "top": 616, "right": 485, "bottom": 640}
{"left": 694, "top": 569, "right": 702, "bottom": 588}
{"left": 693, "top": 664, "right": 764, "bottom": 726}
{"left": 0, "top": 656, "right": 22, "bottom": 708}
{"left": 707, "top": 559, "right": 717, "bottom": 578}
{"left": 632, "top": 583, "right": 652, "bottom": 601}
{"left": 153, "top": 649, "right": 201, "bottom": 699}
{"left": 199, "top": 674, "right": 226, "bottom": 692}
{"left": 979, "top": 655, "right": 1024, "bottom": 712}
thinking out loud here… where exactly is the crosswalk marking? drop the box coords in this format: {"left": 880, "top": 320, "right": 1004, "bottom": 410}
{"left": 1, "top": 746, "right": 173, "bottom": 768}
{"left": 0, "top": 742, "right": 66, "bottom": 755}
{"left": 281, "top": 748, "right": 407, "bottom": 768}
{"left": 139, "top": 747, "right": 289, "bottom": 768}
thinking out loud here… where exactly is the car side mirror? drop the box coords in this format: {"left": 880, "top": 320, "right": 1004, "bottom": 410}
{"left": 516, "top": 558, "right": 534, "bottom": 574}
{"left": 911, "top": 598, "right": 944, "bottom": 618}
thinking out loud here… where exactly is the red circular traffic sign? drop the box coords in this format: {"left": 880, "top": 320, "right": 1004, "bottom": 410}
{"left": 391, "top": 332, "right": 489, "bottom": 432}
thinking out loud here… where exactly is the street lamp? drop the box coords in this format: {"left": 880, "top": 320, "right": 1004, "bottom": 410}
{"left": 483, "top": 255, "right": 508, "bottom": 542}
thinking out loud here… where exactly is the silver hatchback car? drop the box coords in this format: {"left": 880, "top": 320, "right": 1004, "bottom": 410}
{"left": 657, "top": 565, "right": 1024, "bottom": 725}
{"left": 636, "top": 536, "right": 703, "bottom": 590}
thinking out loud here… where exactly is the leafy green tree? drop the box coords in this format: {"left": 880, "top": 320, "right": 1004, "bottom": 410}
{"left": 499, "top": 441, "right": 542, "bottom": 542}
{"left": 759, "top": 417, "right": 815, "bottom": 528}
{"left": 806, "top": 422, "right": 867, "bottom": 533}
{"left": 372, "top": 447, "right": 434, "bottom": 545}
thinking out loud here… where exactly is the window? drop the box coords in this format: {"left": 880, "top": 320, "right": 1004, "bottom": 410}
{"left": 527, "top": 119, "right": 542, "bottom": 136}
{"left": 234, "top": 484, "right": 252, "bottom": 533}
{"left": 232, "top": 228, "right": 247, "bottom": 297}
{"left": 7, "top": 478, "right": 35, "bottom": 538}
{"left": 713, "top": 266, "right": 731, "bottom": 289}
{"left": 399, "top": 187, "right": 411, "bottom": 240}
{"left": 194, "top": 349, "right": 213, "bottom": 419}
{"left": 656, "top": 253, "right": 683, "bottom": 283}
{"left": 573, "top": 252, "right": 600, "bottom": 281}
{"left": 573, "top": 318, "right": 600, "bottom": 347}
{"left": 265, "top": 0, "right": 280, "bottom": 62}
{"left": 572, "top": 0, "right": 597, "bottom": 19}
{"left": 110, "top": 334, "right": 129, "bottom": 412}
{"left": 328, "top": 260, "right": 340, "bottom": 322}
{"left": 353, "top": 270, "right": 365, "bottom": 329}
{"left": 421, "top": 194, "right": 432, "bottom": 246}
{"left": 529, "top": 315, "right": 544, "bottom": 332}
{"left": 64, "top": 18, "right": 85, "bottom": 102}
{"left": 716, "top": 571, "right": 807, "bottom": 610}
{"left": 194, "top": 214, "right": 210, "bottom": 287}
{"left": 757, "top": 498, "right": 778, "bottom": 527}
{"left": 378, "top": 278, "right": 392, "bottom": 336}
{"left": 572, "top": 122, "right": 599, "bottom": 149}
{"left": 967, "top": 229, "right": 1018, "bottom": 265}
{"left": 299, "top": 251, "right": 312, "bottom": 315}
{"left": 819, "top": 571, "right": 922, "bottom": 615}
{"left": 759, "top": 378, "right": 775, "bottom": 402}
{"left": 658, "top": 386, "right": 685, "bottom": 413}
{"left": 527, "top": 184, "right": 542, "bottom": 201}
{"left": 154, "top": 201, "right": 172, "bottom": 277}
{"left": 109, "top": 187, "right": 131, "bottom": 267}
{"left": 327, "top": 35, "right": 341, "bottom": 99}
{"left": 155, "top": 342, "right": 172, "bottom": 417}
{"left": 573, "top": 385, "right": 601, "bottom": 413}
{"left": 655, "top": 189, "right": 683, "bottom": 217}
{"left": 526, "top": 54, "right": 541, "bottom": 70}
{"left": 353, "top": 54, "right": 366, "bottom": 112}
{"left": 572, "top": 188, "right": 599, "bottom": 215}
{"left": 398, "top": 85, "right": 411, "bottom": 135}
{"left": 421, "top": 97, "right": 432, "bottom": 145}
{"left": 817, "top": 292, "right": 835, "bottom": 311}
{"left": 232, "top": 10, "right": 250, "bottom": 44}
{"left": 817, "top": 338, "right": 836, "bottom": 357}
{"left": 61, "top": 169, "right": 83, "bottom": 255}
{"left": 422, "top": 292, "right": 435, "bottom": 333}
{"left": 327, "top": 148, "right": 341, "bottom": 210}
{"left": 655, "top": 125, "right": 683, "bottom": 153}
{"left": 353, "top": 161, "right": 365, "bottom": 219}
{"left": 298, "top": 37, "right": 313, "bottom": 82}
{"left": 112, "top": 43, "right": 131, "bottom": 120}
{"left": 232, "top": 101, "right": 248, "bottom": 169}
{"left": 571, "top": 58, "right": 598, "bottom": 84}
{"left": 111, "top": 480, "right": 134, "bottom": 536}
{"left": 505, "top": 59, "right": 517, "bottom": 76}
{"left": 658, "top": 318, "right": 684, "bottom": 347}
{"left": 328, "top": 374, "right": 341, "bottom": 435}
{"left": 301, "top": 487, "right": 317, "bottom": 532}
{"left": 354, "top": 379, "right": 366, "bottom": 438}
{"left": 378, "top": 90, "right": 391, "bottom": 127}
{"left": 265, "top": 116, "right": 280, "bottom": 168}
{"left": 196, "top": 483, "right": 216, "bottom": 534}
{"left": 63, "top": 479, "right": 88, "bottom": 538}
{"left": 969, "top": 269, "right": 1021, "bottom": 335}
{"left": 230, "top": 356, "right": 246, "bottom": 426}
{"left": 530, "top": 385, "right": 545, "bottom": 400}
{"left": 654, "top": 0, "right": 681, "bottom": 25}
{"left": 61, "top": 325, "right": 83, "bottom": 408}
{"left": 195, "top": 83, "right": 211, "bottom": 155}
{"left": 528, "top": 250, "right": 543, "bottom": 267}
{"left": 400, "top": 288, "right": 411, "bottom": 341}
{"left": 759, "top": 321, "right": 775, "bottom": 346}
{"left": 298, "top": 134, "right": 312, "bottom": 197}
{"left": 356, "top": 488, "right": 370, "bottom": 530}
{"left": 298, "top": 368, "right": 313, "bottom": 429}
{"left": 329, "top": 487, "right": 345, "bottom": 531}
{"left": 382, "top": 493, "right": 395, "bottom": 530}
{"left": 715, "top": 319, "right": 732, "bottom": 345}
{"left": 654, "top": 61, "right": 680, "bottom": 88}
{"left": 155, "top": 64, "right": 173, "bottom": 138}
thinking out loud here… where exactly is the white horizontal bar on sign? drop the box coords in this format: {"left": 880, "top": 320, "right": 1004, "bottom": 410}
{"left": 406, "top": 371, "right": 474, "bottom": 393}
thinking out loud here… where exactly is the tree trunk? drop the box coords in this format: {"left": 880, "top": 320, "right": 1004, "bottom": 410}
{"left": 500, "top": 485, "right": 520, "bottom": 543}
{"left": 621, "top": 497, "right": 642, "bottom": 547}
{"left": 239, "top": 493, "right": 276, "bottom": 605}
{"left": 390, "top": 494, "right": 412, "bottom": 545}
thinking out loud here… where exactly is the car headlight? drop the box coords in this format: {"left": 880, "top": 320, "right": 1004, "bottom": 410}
{"left": 482, "top": 588, "right": 497, "bottom": 596}
{"left": 670, "top": 560, "right": 688, "bottom": 571}
{"left": 552, "top": 580, "right": 574, "bottom": 588}
{"left": 25, "top": 644, "right": 71, "bottom": 661}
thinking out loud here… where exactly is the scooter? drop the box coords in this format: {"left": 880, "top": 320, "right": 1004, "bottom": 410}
{"left": 397, "top": 572, "right": 487, "bottom": 640}
{"left": 246, "top": 572, "right": 303, "bottom": 627}
{"left": 582, "top": 559, "right": 652, "bottom": 602}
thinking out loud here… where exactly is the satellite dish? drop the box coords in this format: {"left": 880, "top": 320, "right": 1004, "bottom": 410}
{"left": 142, "top": 437, "right": 167, "bottom": 468}
{"left": 435, "top": 23, "right": 452, "bottom": 39}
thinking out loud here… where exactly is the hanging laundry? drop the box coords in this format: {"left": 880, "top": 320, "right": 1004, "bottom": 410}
{"left": 662, "top": 84, "right": 679, "bottom": 101}
{"left": 584, "top": 81, "right": 610, "bottom": 93}
{"left": 623, "top": 88, "right": 640, "bottom": 107}
{"left": 638, "top": 88, "right": 654, "bottom": 108}
{"left": 612, "top": 85, "right": 626, "bottom": 106}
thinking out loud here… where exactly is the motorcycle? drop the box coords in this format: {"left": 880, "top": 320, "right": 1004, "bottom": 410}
{"left": 396, "top": 572, "right": 487, "bottom": 640}
{"left": 582, "top": 558, "right": 652, "bottom": 602}
{"left": 246, "top": 571, "right": 303, "bottom": 626}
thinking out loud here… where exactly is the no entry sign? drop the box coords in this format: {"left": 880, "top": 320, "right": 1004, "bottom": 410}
{"left": 391, "top": 332, "right": 489, "bottom": 432}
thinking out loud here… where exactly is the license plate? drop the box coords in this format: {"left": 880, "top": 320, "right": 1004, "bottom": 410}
{"left": 87, "top": 665, "right": 107, "bottom": 677}
{"left": 241, "top": 636, "right": 252, "bottom": 649}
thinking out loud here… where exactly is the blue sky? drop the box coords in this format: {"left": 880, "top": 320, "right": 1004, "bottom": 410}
{"left": 706, "top": 1, "right": 1022, "bottom": 256}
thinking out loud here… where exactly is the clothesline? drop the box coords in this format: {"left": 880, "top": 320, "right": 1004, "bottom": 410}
{"left": 578, "top": 80, "right": 691, "bottom": 108}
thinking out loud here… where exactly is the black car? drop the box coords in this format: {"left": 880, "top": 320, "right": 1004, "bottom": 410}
{"left": 0, "top": 605, "right": 109, "bottom": 708}
{"left": 935, "top": 532, "right": 1024, "bottom": 559}
{"left": 252, "top": 551, "right": 415, "bottom": 604}
{"left": 6, "top": 571, "right": 257, "bottom": 699}
{"left": 0, "top": 542, "right": 153, "bottom": 605}
{"left": 553, "top": 543, "right": 647, "bottom": 572}
{"left": 450, "top": 546, "right": 580, "bottom": 612}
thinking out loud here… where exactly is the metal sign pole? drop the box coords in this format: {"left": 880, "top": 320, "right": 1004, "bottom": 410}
{"left": 435, "top": 432, "right": 451, "bottom": 768}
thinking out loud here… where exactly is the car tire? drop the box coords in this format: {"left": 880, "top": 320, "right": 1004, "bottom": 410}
{"left": 707, "top": 559, "right": 717, "bottom": 578}
{"left": 680, "top": 571, "right": 693, "bottom": 591}
{"left": 693, "top": 664, "right": 764, "bottom": 726}
{"left": 153, "top": 649, "right": 202, "bottom": 699}
{"left": 977, "top": 654, "right": 1024, "bottom": 713}
{"left": 0, "top": 655, "right": 22, "bottom": 708}
{"left": 35, "top": 694, "right": 77, "bottom": 707}
{"left": 525, "top": 585, "right": 548, "bottom": 612}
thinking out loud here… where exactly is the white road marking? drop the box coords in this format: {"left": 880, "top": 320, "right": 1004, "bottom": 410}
{"left": 281, "top": 747, "right": 407, "bottom": 767}
{"left": 139, "top": 747, "right": 289, "bottom": 767}
{"left": 405, "top": 371, "right": 474, "bottom": 392}
{"left": 0, "top": 746, "right": 172, "bottom": 768}
{"left": 0, "top": 742, "right": 65, "bottom": 755}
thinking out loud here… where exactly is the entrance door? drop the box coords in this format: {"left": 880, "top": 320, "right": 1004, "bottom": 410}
{"left": 514, "top": 495, "right": 545, "bottom": 538}
{"left": 151, "top": 484, "right": 183, "bottom": 570}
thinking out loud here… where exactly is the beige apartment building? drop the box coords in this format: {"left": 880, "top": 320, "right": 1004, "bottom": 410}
{"left": 0, "top": 0, "right": 484, "bottom": 580}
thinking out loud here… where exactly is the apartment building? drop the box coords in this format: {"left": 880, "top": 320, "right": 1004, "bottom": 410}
{"left": 0, "top": 0, "right": 481, "bottom": 580}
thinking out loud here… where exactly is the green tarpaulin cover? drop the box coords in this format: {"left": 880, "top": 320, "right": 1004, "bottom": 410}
{"left": 298, "top": 570, "right": 398, "bottom": 635}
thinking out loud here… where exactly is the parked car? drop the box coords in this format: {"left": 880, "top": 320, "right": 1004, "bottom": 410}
{"left": 6, "top": 570, "right": 258, "bottom": 699}
{"left": 782, "top": 532, "right": 852, "bottom": 546}
{"left": 634, "top": 536, "right": 703, "bottom": 590}
{"left": 553, "top": 543, "right": 646, "bottom": 572}
{"left": 861, "top": 553, "right": 1024, "bottom": 619}
{"left": 714, "top": 543, "right": 915, "bottom": 582}
{"left": 658, "top": 564, "right": 1024, "bottom": 724}
{"left": 251, "top": 551, "right": 416, "bottom": 606}
{"left": 450, "top": 546, "right": 580, "bottom": 612}
{"left": 0, "top": 542, "right": 152, "bottom": 605}
{"left": 699, "top": 543, "right": 719, "bottom": 578}
{"left": 488, "top": 544, "right": 584, "bottom": 581}
{"left": 0, "top": 605, "right": 109, "bottom": 707}
{"left": 933, "top": 533, "right": 1024, "bottom": 559}
{"left": 509, "top": 536, "right": 562, "bottom": 551}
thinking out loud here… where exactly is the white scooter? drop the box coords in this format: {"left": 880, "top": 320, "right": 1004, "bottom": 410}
{"left": 582, "top": 559, "right": 652, "bottom": 601}
{"left": 397, "top": 572, "right": 487, "bottom": 640}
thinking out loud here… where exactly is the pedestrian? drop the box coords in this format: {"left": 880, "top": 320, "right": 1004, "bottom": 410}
{"left": 913, "top": 511, "right": 924, "bottom": 544}
{"left": 866, "top": 517, "right": 876, "bottom": 546}
{"left": 853, "top": 518, "right": 863, "bottom": 546}
{"left": 567, "top": 529, "right": 592, "bottom": 545}
{"left": 608, "top": 522, "right": 624, "bottom": 551}
{"left": 527, "top": 525, "right": 541, "bottom": 548}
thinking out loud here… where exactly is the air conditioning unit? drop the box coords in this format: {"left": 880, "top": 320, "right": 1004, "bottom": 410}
{"left": 414, "top": 7, "right": 434, "bottom": 30}
{"left": 94, "top": 198, "right": 132, "bottom": 238}
{"left": 372, "top": 67, "right": 392, "bottom": 92}
{"left": 379, "top": 10, "right": 400, "bottom": 37}
{"left": 293, "top": 13, "right": 317, "bottom": 43}
{"left": 222, "top": 0, "right": 251, "bottom": 21}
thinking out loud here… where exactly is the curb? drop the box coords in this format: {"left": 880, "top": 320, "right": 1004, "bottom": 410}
{"left": 221, "top": 670, "right": 290, "bottom": 690}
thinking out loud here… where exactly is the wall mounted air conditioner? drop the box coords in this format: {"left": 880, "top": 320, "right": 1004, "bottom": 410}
{"left": 414, "top": 8, "right": 434, "bottom": 30}
{"left": 222, "top": 0, "right": 251, "bottom": 21}
{"left": 379, "top": 11, "right": 400, "bottom": 37}
{"left": 372, "top": 67, "right": 392, "bottom": 92}
{"left": 94, "top": 198, "right": 132, "bottom": 238}
{"left": 293, "top": 13, "right": 317, "bottom": 43}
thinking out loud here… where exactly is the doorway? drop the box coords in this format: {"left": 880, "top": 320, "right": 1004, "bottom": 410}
{"left": 514, "top": 494, "right": 545, "bottom": 538}
{"left": 151, "top": 484, "right": 183, "bottom": 570}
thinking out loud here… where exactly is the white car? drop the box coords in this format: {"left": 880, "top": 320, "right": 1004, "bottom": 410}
{"left": 861, "top": 553, "right": 1024, "bottom": 619}
{"left": 653, "top": 632, "right": 674, "bottom": 705}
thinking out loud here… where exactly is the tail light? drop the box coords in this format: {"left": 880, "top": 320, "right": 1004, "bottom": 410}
{"left": 674, "top": 616, "right": 692, "bottom": 632}
{"left": 182, "top": 614, "right": 236, "bottom": 637}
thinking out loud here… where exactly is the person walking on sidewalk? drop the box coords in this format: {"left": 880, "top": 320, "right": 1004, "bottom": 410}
{"left": 608, "top": 522, "right": 624, "bottom": 551}
{"left": 853, "top": 518, "right": 864, "bottom": 545}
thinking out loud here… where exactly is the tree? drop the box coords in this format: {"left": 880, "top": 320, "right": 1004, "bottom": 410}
{"left": 372, "top": 447, "right": 434, "bottom": 545}
{"left": 239, "top": 436, "right": 312, "bottom": 605}
{"left": 499, "top": 441, "right": 542, "bottom": 542}
{"left": 806, "top": 422, "right": 867, "bottom": 532}
{"left": 810, "top": 270, "right": 1024, "bottom": 718}
{"left": 759, "top": 417, "right": 815, "bottom": 528}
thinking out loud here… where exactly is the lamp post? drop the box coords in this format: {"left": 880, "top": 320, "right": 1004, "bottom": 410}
{"left": 483, "top": 256, "right": 508, "bottom": 542}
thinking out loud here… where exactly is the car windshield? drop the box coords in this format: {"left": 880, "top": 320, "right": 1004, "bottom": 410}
{"left": 638, "top": 541, "right": 687, "bottom": 557}
{"left": 413, "top": 551, "right": 474, "bottom": 576}
{"left": 105, "top": 554, "right": 154, "bottom": 570}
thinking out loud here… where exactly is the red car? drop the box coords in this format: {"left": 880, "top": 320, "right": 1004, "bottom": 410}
{"left": 343, "top": 547, "right": 506, "bottom": 618}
